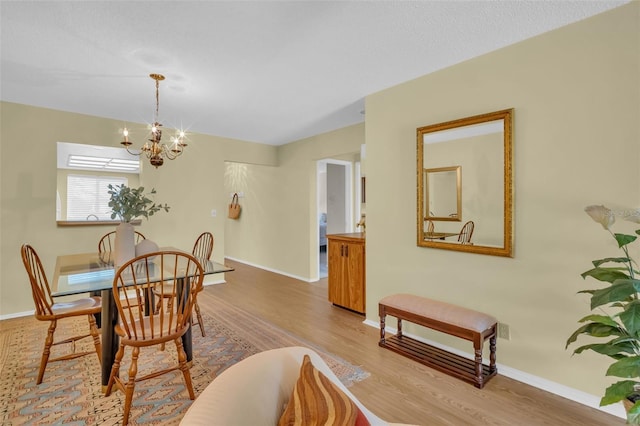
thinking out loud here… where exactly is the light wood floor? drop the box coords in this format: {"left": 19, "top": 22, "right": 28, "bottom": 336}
{"left": 201, "top": 258, "right": 622, "bottom": 425}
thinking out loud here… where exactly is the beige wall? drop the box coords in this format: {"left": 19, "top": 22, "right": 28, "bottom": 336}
{"left": 1, "top": 1, "right": 638, "bottom": 407}
{"left": 366, "top": 2, "right": 639, "bottom": 399}
{"left": 0, "top": 102, "right": 277, "bottom": 316}
{"left": 224, "top": 123, "right": 364, "bottom": 280}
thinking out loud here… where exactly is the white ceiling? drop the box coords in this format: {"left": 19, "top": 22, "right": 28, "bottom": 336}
{"left": 0, "top": 1, "right": 628, "bottom": 146}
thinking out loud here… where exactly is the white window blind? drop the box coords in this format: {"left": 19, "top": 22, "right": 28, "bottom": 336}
{"left": 66, "top": 175, "right": 128, "bottom": 220}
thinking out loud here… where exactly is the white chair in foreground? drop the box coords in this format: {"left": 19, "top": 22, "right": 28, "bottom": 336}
{"left": 180, "top": 346, "right": 411, "bottom": 426}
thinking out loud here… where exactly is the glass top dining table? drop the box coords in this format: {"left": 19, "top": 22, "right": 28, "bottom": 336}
{"left": 52, "top": 247, "right": 234, "bottom": 390}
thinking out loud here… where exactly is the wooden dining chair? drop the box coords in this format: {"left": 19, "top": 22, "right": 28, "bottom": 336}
{"left": 458, "top": 220, "right": 475, "bottom": 244}
{"left": 97, "top": 230, "right": 147, "bottom": 305}
{"left": 98, "top": 230, "right": 146, "bottom": 255}
{"left": 154, "top": 232, "right": 213, "bottom": 337}
{"left": 20, "top": 244, "right": 102, "bottom": 384}
{"left": 106, "top": 250, "right": 204, "bottom": 426}
{"left": 426, "top": 219, "right": 435, "bottom": 235}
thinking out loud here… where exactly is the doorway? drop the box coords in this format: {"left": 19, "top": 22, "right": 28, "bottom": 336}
{"left": 317, "top": 159, "right": 355, "bottom": 279}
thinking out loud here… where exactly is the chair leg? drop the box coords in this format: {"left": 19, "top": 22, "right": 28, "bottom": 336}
{"left": 87, "top": 314, "right": 102, "bottom": 364}
{"left": 105, "top": 344, "right": 125, "bottom": 396}
{"left": 193, "top": 300, "right": 206, "bottom": 337}
{"left": 37, "top": 320, "right": 57, "bottom": 384}
{"left": 175, "top": 338, "right": 195, "bottom": 400}
{"left": 122, "top": 346, "right": 140, "bottom": 426}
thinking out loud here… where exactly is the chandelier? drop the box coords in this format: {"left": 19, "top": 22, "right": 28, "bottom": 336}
{"left": 120, "top": 73, "right": 187, "bottom": 168}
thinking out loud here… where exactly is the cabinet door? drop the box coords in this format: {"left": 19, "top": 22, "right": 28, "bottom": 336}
{"left": 344, "top": 242, "right": 365, "bottom": 313}
{"left": 327, "top": 240, "right": 345, "bottom": 306}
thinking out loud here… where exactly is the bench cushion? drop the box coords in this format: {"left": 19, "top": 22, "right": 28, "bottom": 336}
{"left": 380, "top": 294, "right": 496, "bottom": 333}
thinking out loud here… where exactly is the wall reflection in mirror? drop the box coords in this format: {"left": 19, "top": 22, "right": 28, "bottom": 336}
{"left": 417, "top": 109, "right": 513, "bottom": 257}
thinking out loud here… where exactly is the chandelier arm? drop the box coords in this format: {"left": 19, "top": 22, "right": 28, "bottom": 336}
{"left": 162, "top": 145, "right": 181, "bottom": 160}
{"left": 122, "top": 146, "right": 141, "bottom": 156}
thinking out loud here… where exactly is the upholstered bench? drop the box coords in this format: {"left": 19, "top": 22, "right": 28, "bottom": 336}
{"left": 379, "top": 293, "right": 497, "bottom": 388}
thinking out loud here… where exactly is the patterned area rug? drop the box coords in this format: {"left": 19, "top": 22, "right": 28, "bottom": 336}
{"left": 0, "top": 297, "right": 369, "bottom": 425}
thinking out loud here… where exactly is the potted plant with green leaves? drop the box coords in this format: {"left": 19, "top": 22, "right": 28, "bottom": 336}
{"left": 107, "top": 184, "right": 170, "bottom": 266}
{"left": 566, "top": 205, "right": 640, "bottom": 423}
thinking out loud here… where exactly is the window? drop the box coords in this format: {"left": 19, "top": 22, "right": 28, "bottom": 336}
{"left": 66, "top": 175, "right": 128, "bottom": 220}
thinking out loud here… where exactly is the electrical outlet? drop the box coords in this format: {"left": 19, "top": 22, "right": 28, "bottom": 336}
{"left": 210, "top": 209, "right": 217, "bottom": 217}
{"left": 498, "top": 322, "right": 511, "bottom": 340}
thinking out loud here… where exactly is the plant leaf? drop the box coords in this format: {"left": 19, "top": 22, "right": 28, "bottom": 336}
{"left": 628, "top": 400, "right": 640, "bottom": 424}
{"left": 590, "top": 280, "right": 637, "bottom": 310}
{"left": 606, "top": 356, "right": 640, "bottom": 378}
{"left": 592, "top": 257, "right": 632, "bottom": 267}
{"left": 601, "top": 380, "right": 638, "bottom": 405}
{"left": 615, "top": 233, "right": 637, "bottom": 248}
{"left": 621, "top": 300, "right": 640, "bottom": 336}
{"left": 577, "top": 314, "right": 618, "bottom": 327}
{"left": 572, "top": 343, "right": 629, "bottom": 358}
{"left": 582, "top": 267, "right": 630, "bottom": 283}
{"left": 566, "top": 323, "right": 623, "bottom": 348}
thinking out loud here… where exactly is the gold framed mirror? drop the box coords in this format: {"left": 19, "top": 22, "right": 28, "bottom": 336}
{"left": 417, "top": 109, "right": 513, "bottom": 257}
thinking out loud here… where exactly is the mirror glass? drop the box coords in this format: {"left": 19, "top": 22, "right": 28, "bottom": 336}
{"left": 417, "top": 109, "right": 513, "bottom": 257}
{"left": 424, "top": 166, "right": 461, "bottom": 221}
{"left": 56, "top": 142, "right": 140, "bottom": 223}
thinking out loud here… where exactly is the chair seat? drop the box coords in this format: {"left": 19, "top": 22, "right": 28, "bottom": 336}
{"left": 46, "top": 296, "right": 102, "bottom": 319}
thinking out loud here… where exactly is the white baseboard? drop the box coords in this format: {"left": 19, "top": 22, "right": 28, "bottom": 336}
{"left": 362, "top": 319, "right": 625, "bottom": 419}
{"left": 0, "top": 310, "right": 34, "bottom": 320}
{"left": 225, "top": 256, "right": 313, "bottom": 283}
{"left": 203, "top": 277, "right": 226, "bottom": 286}
{"left": 1, "top": 279, "right": 225, "bottom": 320}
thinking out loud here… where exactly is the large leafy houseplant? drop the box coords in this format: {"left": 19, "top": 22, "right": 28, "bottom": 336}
{"left": 107, "top": 184, "right": 170, "bottom": 222}
{"left": 566, "top": 205, "right": 640, "bottom": 423}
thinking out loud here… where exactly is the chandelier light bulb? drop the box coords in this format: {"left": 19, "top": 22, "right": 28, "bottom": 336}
{"left": 121, "top": 127, "right": 131, "bottom": 145}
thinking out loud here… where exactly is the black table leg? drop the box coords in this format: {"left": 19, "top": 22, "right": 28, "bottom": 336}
{"left": 101, "top": 289, "right": 119, "bottom": 391}
{"left": 177, "top": 277, "right": 193, "bottom": 362}
{"left": 144, "top": 286, "right": 154, "bottom": 316}
{"left": 90, "top": 290, "right": 102, "bottom": 328}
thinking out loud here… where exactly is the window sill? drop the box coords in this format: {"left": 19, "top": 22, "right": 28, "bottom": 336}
{"left": 57, "top": 219, "right": 142, "bottom": 227}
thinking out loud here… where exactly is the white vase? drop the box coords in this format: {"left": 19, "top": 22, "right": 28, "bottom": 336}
{"left": 114, "top": 222, "right": 136, "bottom": 268}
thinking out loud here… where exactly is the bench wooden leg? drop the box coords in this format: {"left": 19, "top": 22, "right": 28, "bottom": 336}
{"left": 379, "top": 312, "right": 386, "bottom": 344}
{"left": 474, "top": 335, "right": 484, "bottom": 388}
{"left": 489, "top": 334, "right": 497, "bottom": 374}
{"left": 397, "top": 318, "right": 403, "bottom": 338}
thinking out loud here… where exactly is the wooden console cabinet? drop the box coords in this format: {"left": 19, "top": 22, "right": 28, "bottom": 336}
{"left": 327, "top": 233, "right": 365, "bottom": 314}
